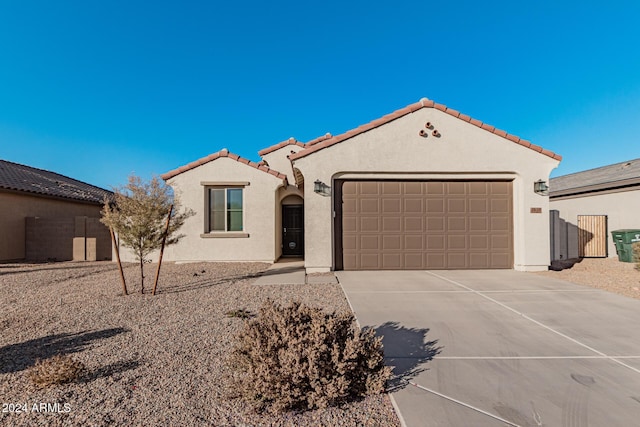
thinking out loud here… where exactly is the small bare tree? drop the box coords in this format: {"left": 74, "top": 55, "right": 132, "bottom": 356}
{"left": 101, "top": 175, "right": 194, "bottom": 294}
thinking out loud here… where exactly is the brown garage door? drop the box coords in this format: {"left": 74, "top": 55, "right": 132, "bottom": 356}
{"left": 339, "top": 181, "right": 513, "bottom": 270}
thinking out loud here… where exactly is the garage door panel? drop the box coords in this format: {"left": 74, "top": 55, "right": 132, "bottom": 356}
{"left": 469, "top": 252, "right": 489, "bottom": 268}
{"left": 382, "top": 198, "right": 401, "bottom": 213}
{"left": 491, "top": 252, "right": 511, "bottom": 268}
{"left": 491, "top": 182, "right": 511, "bottom": 195}
{"left": 383, "top": 235, "right": 401, "bottom": 250}
{"left": 468, "top": 182, "right": 489, "bottom": 195}
{"left": 469, "top": 217, "right": 489, "bottom": 232}
{"left": 343, "top": 235, "right": 357, "bottom": 250}
{"left": 341, "top": 181, "right": 513, "bottom": 270}
{"left": 426, "top": 182, "right": 446, "bottom": 194}
{"left": 343, "top": 198, "right": 357, "bottom": 214}
{"left": 447, "top": 252, "right": 467, "bottom": 268}
{"left": 360, "top": 235, "right": 380, "bottom": 250}
{"left": 360, "top": 253, "right": 380, "bottom": 269}
{"left": 405, "top": 235, "right": 423, "bottom": 250}
{"left": 404, "top": 198, "right": 423, "bottom": 213}
{"left": 404, "top": 253, "right": 423, "bottom": 268}
{"left": 425, "top": 253, "right": 446, "bottom": 268}
{"left": 405, "top": 217, "right": 423, "bottom": 232}
{"left": 469, "top": 199, "right": 488, "bottom": 213}
{"left": 447, "top": 217, "right": 467, "bottom": 232}
{"left": 448, "top": 235, "right": 467, "bottom": 250}
{"left": 404, "top": 182, "right": 423, "bottom": 194}
{"left": 427, "top": 217, "right": 445, "bottom": 231}
{"left": 470, "top": 235, "right": 490, "bottom": 250}
{"left": 383, "top": 217, "right": 401, "bottom": 232}
{"left": 426, "top": 235, "right": 445, "bottom": 250}
{"left": 426, "top": 198, "right": 445, "bottom": 213}
{"left": 491, "top": 199, "right": 510, "bottom": 213}
{"left": 448, "top": 199, "right": 466, "bottom": 213}
{"left": 344, "top": 217, "right": 357, "bottom": 233}
{"left": 360, "top": 182, "right": 379, "bottom": 194}
{"left": 491, "top": 235, "right": 510, "bottom": 250}
{"left": 491, "top": 217, "right": 510, "bottom": 231}
{"left": 343, "top": 182, "right": 357, "bottom": 195}
{"left": 360, "top": 217, "right": 379, "bottom": 232}
{"left": 382, "top": 182, "right": 401, "bottom": 194}
{"left": 448, "top": 182, "right": 466, "bottom": 195}
{"left": 382, "top": 253, "right": 402, "bottom": 268}
{"left": 360, "top": 199, "right": 379, "bottom": 213}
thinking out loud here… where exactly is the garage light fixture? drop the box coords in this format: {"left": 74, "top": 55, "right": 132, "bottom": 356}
{"left": 314, "top": 179, "right": 331, "bottom": 196}
{"left": 534, "top": 179, "right": 549, "bottom": 196}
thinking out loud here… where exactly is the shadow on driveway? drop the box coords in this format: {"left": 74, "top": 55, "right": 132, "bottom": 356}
{"left": 374, "top": 321, "right": 442, "bottom": 391}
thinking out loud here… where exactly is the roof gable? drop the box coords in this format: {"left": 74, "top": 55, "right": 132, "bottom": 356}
{"left": 0, "top": 159, "right": 113, "bottom": 204}
{"left": 289, "top": 98, "right": 562, "bottom": 162}
{"left": 161, "top": 149, "right": 288, "bottom": 182}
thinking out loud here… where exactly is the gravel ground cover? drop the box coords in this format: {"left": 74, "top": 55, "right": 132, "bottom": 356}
{"left": 0, "top": 261, "right": 400, "bottom": 427}
{"left": 535, "top": 257, "right": 640, "bottom": 299}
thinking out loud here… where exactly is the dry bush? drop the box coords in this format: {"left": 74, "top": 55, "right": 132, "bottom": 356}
{"left": 228, "top": 300, "right": 391, "bottom": 413}
{"left": 27, "top": 355, "right": 86, "bottom": 388}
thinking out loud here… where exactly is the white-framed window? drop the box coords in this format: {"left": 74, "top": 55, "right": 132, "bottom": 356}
{"left": 207, "top": 187, "right": 244, "bottom": 232}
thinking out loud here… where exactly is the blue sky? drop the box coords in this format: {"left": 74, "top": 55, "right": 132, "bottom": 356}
{"left": 1, "top": 1, "right": 639, "bottom": 190}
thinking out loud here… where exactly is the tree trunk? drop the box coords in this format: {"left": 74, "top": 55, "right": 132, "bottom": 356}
{"left": 109, "top": 227, "right": 128, "bottom": 296}
{"left": 139, "top": 257, "right": 145, "bottom": 294}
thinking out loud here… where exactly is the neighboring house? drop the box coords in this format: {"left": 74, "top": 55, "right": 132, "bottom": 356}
{"left": 142, "top": 98, "right": 561, "bottom": 272}
{"left": 0, "top": 160, "right": 113, "bottom": 262}
{"left": 549, "top": 158, "right": 640, "bottom": 260}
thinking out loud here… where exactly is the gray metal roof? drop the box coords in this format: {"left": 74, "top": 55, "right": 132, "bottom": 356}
{"left": 550, "top": 158, "right": 640, "bottom": 195}
{"left": 0, "top": 159, "right": 113, "bottom": 204}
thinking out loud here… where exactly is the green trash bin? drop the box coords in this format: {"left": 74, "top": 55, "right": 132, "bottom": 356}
{"left": 611, "top": 230, "right": 640, "bottom": 263}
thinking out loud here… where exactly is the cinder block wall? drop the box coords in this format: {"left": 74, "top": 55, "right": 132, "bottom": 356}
{"left": 25, "top": 217, "right": 75, "bottom": 261}
{"left": 1, "top": 192, "right": 105, "bottom": 261}
{"left": 86, "top": 217, "right": 111, "bottom": 260}
{"left": 24, "top": 216, "right": 112, "bottom": 262}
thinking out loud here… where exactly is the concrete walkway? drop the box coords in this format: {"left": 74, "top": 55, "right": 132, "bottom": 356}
{"left": 338, "top": 270, "right": 640, "bottom": 427}
{"left": 253, "top": 258, "right": 338, "bottom": 285}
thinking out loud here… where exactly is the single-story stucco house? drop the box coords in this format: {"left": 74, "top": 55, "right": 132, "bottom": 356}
{"left": 549, "top": 158, "right": 640, "bottom": 260}
{"left": 0, "top": 159, "right": 113, "bottom": 262}
{"left": 132, "top": 98, "right": 561, "bottom": 272}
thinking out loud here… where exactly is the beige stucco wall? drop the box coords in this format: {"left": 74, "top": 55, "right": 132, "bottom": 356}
{"left": 293, "top": 108, "right": 559, "bottom": 272}
{"left": 0, "top": 191, "right": 104, "bottom": 261}
{"left": 118, "top": 157, "right": 286, "bottom": 263}
{"left": 550, "top": 188, "right": 640, "bottom": 258}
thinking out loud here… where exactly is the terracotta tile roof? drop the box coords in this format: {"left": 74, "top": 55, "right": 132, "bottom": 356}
{"left": 0, "top": 159, "right": 113, "bottom": 204}
{"left": 161, "top": 149, "right": 288, "bottom": 182}
{"left": 258, "top": 137, "right": 306, "bottom": 157}
{"left": 289, "top": 98, "right": 562, "bottom": 161}
{"left": 304, "top": 133, "right": 333, "bottom": 147}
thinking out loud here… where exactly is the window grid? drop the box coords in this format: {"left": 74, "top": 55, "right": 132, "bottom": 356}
{"left": 208, "top": 187, "right": 243, "bottom": 232}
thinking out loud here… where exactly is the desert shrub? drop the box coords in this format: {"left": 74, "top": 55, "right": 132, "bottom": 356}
{"left": 228, "top": 300, "right": 391, "bottom": 413}
{"left": 633, "top": 242, "right": 640, "bottom": 271}
{"left": 27, "top": 355, "right": 85, "bottom": 388}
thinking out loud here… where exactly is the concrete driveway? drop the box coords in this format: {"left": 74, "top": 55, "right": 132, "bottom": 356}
{"left": 337, "top": 270, "right": 640, "bottom": 427}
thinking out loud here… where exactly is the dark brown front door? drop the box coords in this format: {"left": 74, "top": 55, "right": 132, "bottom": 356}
{"left": 282, "top": 205, "right": 304, "bottom": 257}
{"left": 338, "top": 181, "right": 513, "bottom": 270}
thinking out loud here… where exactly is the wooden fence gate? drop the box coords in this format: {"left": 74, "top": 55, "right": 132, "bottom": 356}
{"left": 577, "top": 215, "right": 608, "bottom": 258}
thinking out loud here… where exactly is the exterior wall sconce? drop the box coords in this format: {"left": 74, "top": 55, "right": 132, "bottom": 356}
{"left": 534, "top": 179, "right": 549, "bottom": 196}
{"left": 314, "top": 179, "right": 331, "bottom": 196}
